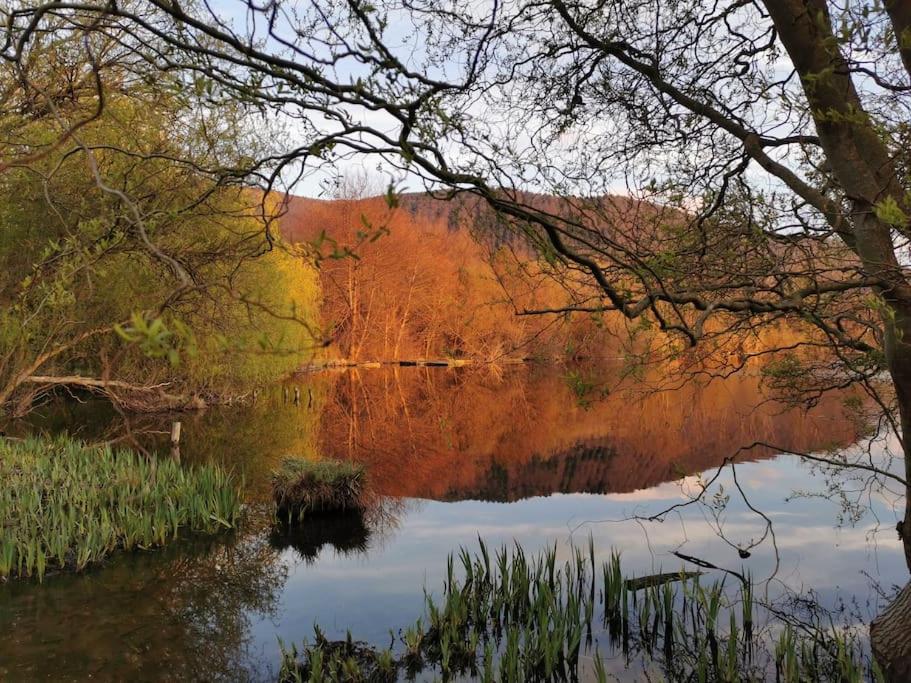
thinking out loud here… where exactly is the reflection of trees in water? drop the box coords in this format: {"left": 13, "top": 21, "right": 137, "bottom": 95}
{"left": 271, "top": 511, "right": 371, "bottom": 563}
{"left": 0, "top": 511, "right": 288, "bottom": 681}
{"left": 449, "top": 443, "right": 616, "bottom": 501}
{"left": 315, "top": 365, "right": 862, "bottom": 501}
{"left": 5, "top": 365, "right": 863, "bottom": 506}
{"left": 161, "top": 519, "right": 288, "bottom": 679}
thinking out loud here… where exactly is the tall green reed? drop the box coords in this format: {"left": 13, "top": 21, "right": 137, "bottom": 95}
{"left": 0, "top": 435, "right": 241, "bottom": 582}
{"left": 280, "top": 538, "right": 878, "bottom": 682}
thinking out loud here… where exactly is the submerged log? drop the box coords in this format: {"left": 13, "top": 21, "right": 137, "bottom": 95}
{"left": 625, "top": 571, "right": 703, "bottom": 591}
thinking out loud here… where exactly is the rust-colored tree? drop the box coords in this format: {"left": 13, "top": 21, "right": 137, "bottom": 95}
{"left": 282, "top": 192, "right": 609, "bottom": 362}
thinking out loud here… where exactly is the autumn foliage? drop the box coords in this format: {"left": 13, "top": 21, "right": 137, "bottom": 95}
{"left": 280, "top": 192, "right": 627, "bottom": 363}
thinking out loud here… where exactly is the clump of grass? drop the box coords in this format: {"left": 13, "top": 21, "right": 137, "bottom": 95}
{"left": 0, "top": 435, "right": 242, "bottom": 582}
{"left": 272, "top": 458, "right": 366, "bottom": 523}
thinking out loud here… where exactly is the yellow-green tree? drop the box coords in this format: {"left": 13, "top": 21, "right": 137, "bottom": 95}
{"left": 0, "top": 28, "right": 321, "bottom": 414}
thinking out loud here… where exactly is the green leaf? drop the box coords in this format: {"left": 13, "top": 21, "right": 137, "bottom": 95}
{"left": 873, "top": 196, "right": 909, "bottom": 227}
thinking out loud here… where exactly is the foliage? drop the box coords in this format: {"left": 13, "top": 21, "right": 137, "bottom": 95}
{"left": 0, "top": 435, "right": 241, "bottom": 582}
{"left": 282, "top": 193, "right": 630, "bottom": 363}
{"left": 0, "top": 32, "right": 322, "bottom": 414}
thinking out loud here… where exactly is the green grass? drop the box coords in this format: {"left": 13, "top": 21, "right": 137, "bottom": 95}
{"left": 0, "top": 435, "right": 242, "bottom": 582}
{"left": 272, "top": 458, "right": 366, "bottom": 522}
{"left": 279, "top": 540, "right": 880, "bottom": 682}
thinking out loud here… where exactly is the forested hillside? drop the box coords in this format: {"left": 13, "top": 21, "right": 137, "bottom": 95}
{"left": 280, "top": 192, "right": 648, "bottom": 362}
{"left": 279, "top": 190, "right": 831, "bottom": 381}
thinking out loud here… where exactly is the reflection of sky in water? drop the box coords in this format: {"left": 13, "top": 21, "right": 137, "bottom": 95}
{"left": 242, "top": 449, "right": 906, "bottom": 679}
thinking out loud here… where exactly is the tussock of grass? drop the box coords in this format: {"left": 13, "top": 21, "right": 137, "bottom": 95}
{"left": 272, "top": 458, "right": 365, "bottom": 522}
{"left": 0, "top": 435, "right": 242, "bottom": 582}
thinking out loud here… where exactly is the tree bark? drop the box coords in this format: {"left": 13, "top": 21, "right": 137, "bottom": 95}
{"left": 874, "top": 304, "right": 911, "bottom": 680}
{"left": 872, "top": 583, "right": 911, "bottom": 682}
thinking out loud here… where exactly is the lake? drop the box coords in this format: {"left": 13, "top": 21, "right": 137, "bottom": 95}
{"left": 0, "top": 365, "right": 905, "bottom": 680}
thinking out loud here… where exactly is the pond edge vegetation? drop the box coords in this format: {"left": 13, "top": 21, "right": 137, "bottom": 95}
{"left": 0, "top": 435, "right": 242, "bottom": 582}
{"left": 279, "top": 540, "right": 882, "bottom": 683}
{"left": 272, "top": 457, "right": 367, "bottom": 523}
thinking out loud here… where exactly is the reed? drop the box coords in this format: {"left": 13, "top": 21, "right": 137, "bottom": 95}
{"left": 279, "top": 629, "right": 396, "bottom": 683}
{"left": 279, "top": 539, "right": 878, "bottom": 682}
{"left": 0, "top": 435, "right": 241, "bottom": 582}
{"left": 272, "top": 458, "right": 366, "bottom": 522}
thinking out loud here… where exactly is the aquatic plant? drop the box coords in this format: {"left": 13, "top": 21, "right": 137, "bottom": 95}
{"left": 272, "top": 458, "right": 366, "bottom": 522}
{"left": 0, "top": 435, "right": 241, "bottom": 582}
{"left": 278, "top": 629, "right": 397, "bottom": 683}
{"left": 279, "top": 539, "right": 879, "bottom": 682}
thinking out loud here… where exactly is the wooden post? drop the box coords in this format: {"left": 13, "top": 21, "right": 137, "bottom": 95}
{"left": 293, "top": 387, "right": 301, "bottom": 405}
{"left": 282, "top": 386, "right": 288, "bottom": 404}
{"left": 170, "top": 421, "right": 181, "bottom": 462}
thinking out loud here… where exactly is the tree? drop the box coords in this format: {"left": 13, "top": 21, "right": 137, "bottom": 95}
{"left": 0, "top": 11, "right": 322, "bottom": 414}
{"left": 3, "top": 0, "right": 911, "bottom": 672}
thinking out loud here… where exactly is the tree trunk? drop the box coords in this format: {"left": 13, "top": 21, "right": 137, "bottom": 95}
{"left": 872, "top": 583, "right": 911, "bottom": 682}
{"left": 758, "top": 3, "right": 911, "bottom": 672}
{"left": 871, "top": 303, "right": 911, "bottom": 680}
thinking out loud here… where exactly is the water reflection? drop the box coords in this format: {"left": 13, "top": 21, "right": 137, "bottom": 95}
{"left": 5, "top": 365, "right": 862, "bottom": 503}
{"left": 314, "top": 365, "right": 862, "bottom": 500}
{"left": 270, "top": 512, "right": 372, "bottom": 564}
{"left": 0, "top": 365, "right": 900, "bottom": 681}
{"left": 0, "top": 511, "right": 287, "bottom": 681}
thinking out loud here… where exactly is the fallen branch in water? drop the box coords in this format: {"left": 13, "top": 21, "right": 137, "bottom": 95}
{"left": 671, "top": 551, "right": 747, "bottom": 584}
{"left": 22, "top": 375, "right": 200, "bottom": 412}
{"left": 25, "top": 375, "right": 174, "bottom": 391}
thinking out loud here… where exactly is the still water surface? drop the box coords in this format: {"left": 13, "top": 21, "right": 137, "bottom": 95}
{"left": 0, "top": 366, "right": 905, "bottom": 680}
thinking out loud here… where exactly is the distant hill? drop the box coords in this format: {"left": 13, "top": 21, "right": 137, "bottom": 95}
{"left": 277, "top": 190, "right": 837, "bottom": 368}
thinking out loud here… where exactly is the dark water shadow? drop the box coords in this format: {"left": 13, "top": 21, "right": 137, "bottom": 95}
{"left": 269, "top": 511, "right": 371, "bottom": 564}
